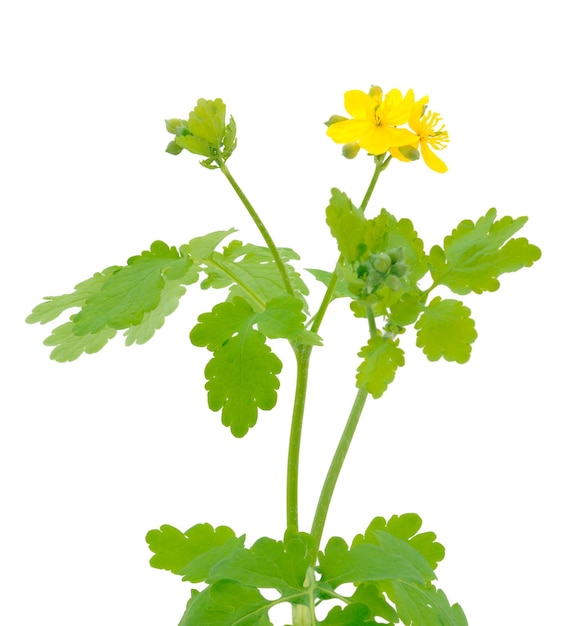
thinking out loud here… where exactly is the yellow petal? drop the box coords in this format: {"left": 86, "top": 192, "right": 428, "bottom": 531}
{"left": 385, "top": 127, "right": 420, "bottom": 148}
{"left": 343, "top": 90, "right": 373, "bottom": 119}
{"left": 421, "top": 142, "right": 448, "bottom": 173}
{"left": 327, "top": 119, "right": 374, "bottom": 144}
{"left": 381, "top": 89, "right": 415, "bottom": 125}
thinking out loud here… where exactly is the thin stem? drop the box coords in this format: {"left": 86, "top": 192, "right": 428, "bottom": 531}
{"left": 310, "top": 387, "right": 369, "bottom": 552}
{"left": 218, "top": 160, "right": 295, "bottom": 296}
{"left": 286, "top": 344, "right": 312, "bottom": 530}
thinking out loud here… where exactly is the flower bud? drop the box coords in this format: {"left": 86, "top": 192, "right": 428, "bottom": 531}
{"left": 372, "top": 253, "right": 392, "bottom": 273}
{"left": 368, "top": 85, "right": 383, "bottom": 99}
{"left": 325, "top": 115, "right": 347, "bottom": 128}
{"left": 342, "top": 142, "right": 360, "bottom": 159}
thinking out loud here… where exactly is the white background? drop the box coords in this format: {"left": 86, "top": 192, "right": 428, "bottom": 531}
{"left": 1, "top": 1, "right": 586, "bottom": 624}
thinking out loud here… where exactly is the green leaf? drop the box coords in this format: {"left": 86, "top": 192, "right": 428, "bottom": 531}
{"left": 26, "top": 267, "right": 120, "bottom": 325}
{"left": 187, "top": 98, "right": 228, "bottom": 150}
{"left": 179, "top": 581, "right": 273, "bottom": 626}
{"left": 429, "top": 208, "right": 541, "bottom": 295}
{"left": 387, "top": 583, "right": 468, "bottom": 626}
{"left": 71, "top": 241, "right": 193, "bottom": 335}
{"left": 365, "top": 210, "right": 428, "bottom": 283}
{"left": 356, "top": 335, "right": 405, "bottom": 399}
{"left": 318, "top": 531, "right": 432, "bottom": 590}
{"left": 354, "top": 514, "right": 445, "bottom": 571}
{"left": 201, "top": 241, "right": 309, "bottom": 311}
{"left": 124, "top": 265, "right": 199, "bottom": 345}
{"left": 348, "top": 584, "right": 399, "bottom": 622}
{"left": 305, "top": 268, "right": 355, "bottom": 300}
{"left": 146, "top": 523, "right": 243, "bottom": 583}
{"left": 325, "top": 188, "right": 366, "bottom": 262}
{"left": 191, "top": 297, "right": 285, "bottom": 437}
{"left": 180, "top": 229, "right": 237, "bottom": 261}
{"left": 208, "top": 532, "right": 313, "bottom": 594}
{"left": 415, "top": 297, "right": 477, "bottom": 363}
{"left": 319, "top": 603, "right": 378, "bottom": 625}
{"left": 42, "top": 322, "right": 117, "bottom": 362}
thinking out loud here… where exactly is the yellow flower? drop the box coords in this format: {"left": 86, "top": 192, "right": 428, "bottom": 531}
{"left": 326, "top": 87, "right": 419, "bottom": 155}
{"left": 392, "top": 100, "right": 450, "bottom": 173}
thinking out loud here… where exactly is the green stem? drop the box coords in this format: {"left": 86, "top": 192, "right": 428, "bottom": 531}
{"left": 310, "top": 387, "right": 369, "bottom": 552}
{"left": 287, "top": 344, "right": 312, "bottom": 530}
{"left": 218, "top": 160, "right": 295, "bottom": 296}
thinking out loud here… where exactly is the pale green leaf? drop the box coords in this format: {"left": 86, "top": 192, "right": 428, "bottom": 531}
{"left": 43, "top": 322, "right": 117, "bottom": 362}
{"left": 356, "top": 335, "right": 405, "bottom": 399}
{"left": 415, "top": 297, "right": 477, "bottom": 363}
{"left": 25, "top": 267, "right": 119, "bottom": 324}
{"left": 72, "top": 241, "right": 192, "bottom": 335}
{"left": 429, "top": 208, "right": 541, "bottom": 294}
{"left": 325, "top": 188, "right": 366, "bottom": 262}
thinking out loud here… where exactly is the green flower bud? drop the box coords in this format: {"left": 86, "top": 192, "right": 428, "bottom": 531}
{"left": 165, "top": 118, "right": 189, "bottom": 135}
{"left": 384, "top": 275, "right": 402, "bottom": 290}
{"left": 368, "top": 85, "right": 383, "bottom": 99}
{"left": 372, "top": 253, "right": 392, "bottom": 273}
{"left": 324, "top": 115, "right": 347, "bottom": 128}
{"left": 397, "top": 145, "right": 421, "bottom": 161}
{"left": 342, "top": 142, "right": 360, "bottom": 159}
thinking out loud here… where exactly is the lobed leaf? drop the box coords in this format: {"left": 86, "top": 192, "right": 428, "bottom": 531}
{"left": 356, "top": 335, "right": 405, "bottom": 398}
{"left": 179, "top": 582, "right": 273, "bottom": 626}
{"left": 319, "top": 603, "right": 378, "bottom": 625}
{"left": 191, "top": 296, "right": 315, "bottom": 436}
{"left": 386, "top": 582, "right": 468, "bottom": 626}
{"left": 208, "top": 532, "right": 313, "bottom": 594}
{"left": 71, "top": 241, "right": 193, "bottom": 334}
{"left": 42, "top": 322, "right": 117, "bottom": 362}
{"left": 25, "top": 267, "right": 120, "bottom": 324}
{"left": 325, "top": 188, "right": 366, "bottom": 262}
{"left": 429, "top": 208, "right": 541, "bottom": 294}
{"left": 318, "top": 532, "right": 432, "bottom": 590}
{"left": 354, "top": 514, "right": 445, "bottom": 571}
{"left": 415, "top": 297, "right": 477, "bottom": 363}
{"left": 201, "top": 241, "right": 309, "bottom": 310}
{"left": 146, "top": 523, "right": 243, "bottom": 583}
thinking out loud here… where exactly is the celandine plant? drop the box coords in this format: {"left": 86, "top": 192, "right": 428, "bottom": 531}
{"left": 27, "top": 86, "right": 541, "bottom": 625}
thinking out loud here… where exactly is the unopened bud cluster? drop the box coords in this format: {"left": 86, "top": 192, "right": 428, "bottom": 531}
{"left": 355, "top": 248, "right": 407, "bottom": 297}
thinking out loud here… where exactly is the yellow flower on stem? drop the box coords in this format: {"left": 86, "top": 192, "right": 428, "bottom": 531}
{"left": 326, "top": 87, "right": 419, "bottom": 156}
{"left": 392, "top": 100, "right": 450, "bottom": 173}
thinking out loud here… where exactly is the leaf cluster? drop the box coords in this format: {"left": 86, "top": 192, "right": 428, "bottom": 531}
{"left": 146, "top": 514, "right": 467, "bottom": 625}
{"left": 319, "top": 189, "right": 541, "bottom": 398}
{"left": 27, "top": 230, "right": 313, "bottom": 436}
